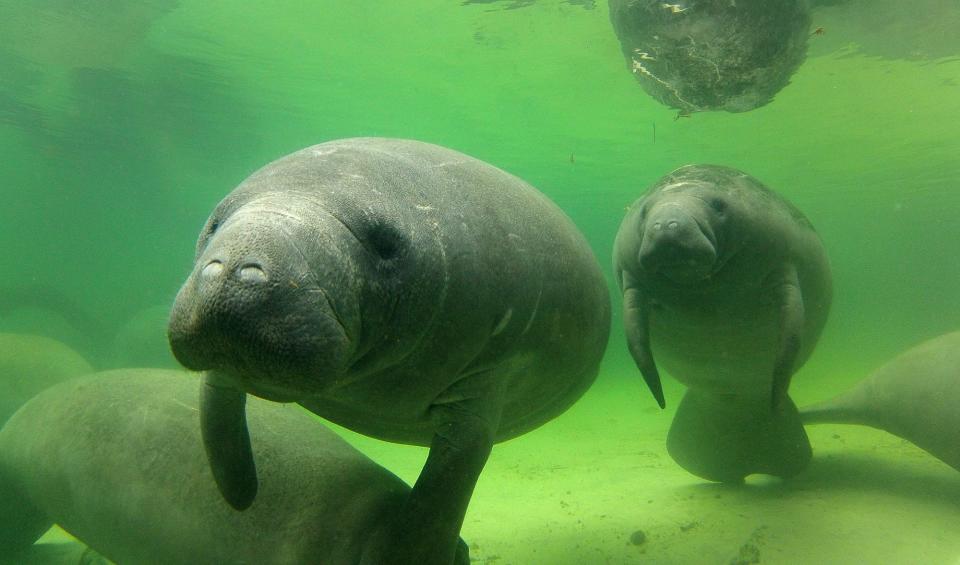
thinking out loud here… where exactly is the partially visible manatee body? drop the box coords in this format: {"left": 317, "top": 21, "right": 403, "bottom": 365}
{"left": 167, "top": 137, "right": 611, "bottom": 564}
{"left": 801, "top": 332, "right": 960, "bottom": 472}
{"left": 2, "top": 541, "right": 108, "bottom": 565}
{"left": 613, "top": 164, "right": 832, "bottom": 482}
{"left": 608, "top": 0, "right": 812, "bottom": 113}
{"left": 109, "top": 304, "right": 178, "bottom": 369}
{"left": 0, "top": 333, "right": 93, "bottom": 425}
{"left": 0, "top": 369, "right": 468, "bottom": 565}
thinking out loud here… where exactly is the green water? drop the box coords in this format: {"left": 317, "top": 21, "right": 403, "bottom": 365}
{"left": 1, "top": 1, "right": 959, "bottom": 563}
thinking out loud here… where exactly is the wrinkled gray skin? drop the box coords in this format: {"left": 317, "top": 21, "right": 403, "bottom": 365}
{"left": 167, "top": 138, "right": 611, "bottom": 564}
{"left": 613, "top": 164, "right": 832, "bottom": 482}
{"left": 608, "top": 0, "right": 812, "bottom": 114}
{"left": 0, "top": 369, "right": 470, "bottom": 565}
{"left": 802, "top": 332, "right": 960, "bottom": 472}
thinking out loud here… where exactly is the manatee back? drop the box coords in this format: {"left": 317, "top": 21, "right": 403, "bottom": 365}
{"left": 256, "top": 139, "right": 610, "bottom": 441}
{"left": 0, "top": 333, "right": 92, "bottom": 426}
{"left": 0, "top": 369, "right": 411, "bottom": 565}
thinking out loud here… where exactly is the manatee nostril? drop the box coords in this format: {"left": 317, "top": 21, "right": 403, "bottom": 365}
{"left": 238, "top": 264, "right": 268, "bottom": 284}
{"left": 201, "top": 261, "right": 224, "bottom": 280}
{"left": 667, "top": 220, "right": 679, "bottom": 230}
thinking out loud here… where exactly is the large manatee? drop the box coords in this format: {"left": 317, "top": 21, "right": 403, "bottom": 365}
{"left": 802, "top": 331, "right": 960, "bottom": 472}
{"left": 613, "top": 164, "right": 832, "bottom": 482}
{"left": 0, "top": 369, "right": 469, "bottom": 565}
{"left": 167, "top": 137, "right": 611, "bottom": 564}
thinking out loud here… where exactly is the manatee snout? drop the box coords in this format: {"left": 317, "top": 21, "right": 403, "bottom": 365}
{"left": 638, "top": 202, "right": 717, "bottom": 282}
{"left": 168, "top": 209, "right": 356, "bottom": 401}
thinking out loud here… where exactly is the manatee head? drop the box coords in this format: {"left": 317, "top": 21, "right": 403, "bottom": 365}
{"left": 168, "top": 189, "right": 364, "bottom": 403}
{"left": 619, "top": 165, "right": 753, "bottom": 285}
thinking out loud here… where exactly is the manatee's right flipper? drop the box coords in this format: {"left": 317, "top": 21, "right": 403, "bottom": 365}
{"left": 361, "top": 374, "right": 501, "bottom": 565}
{"left": 621, "top": 271, "right": 666, "bottom": 408}
{"left": 666, "top": 388, "right": 812, "bottom": 482}
{"left": 200, "top": 371, "right": 258, "bottom": 511}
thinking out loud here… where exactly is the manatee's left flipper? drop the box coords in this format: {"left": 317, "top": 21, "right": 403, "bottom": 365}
{"left": 621, "top": 271, "right": 666, "bottom": 409}
{"left": 362, "top": 375, "right": 502, "bottom": 565}
{"left": 770, "top": 263, "right": 805, "bottom": 409}
{"left": 200, "top": 370, "right": 258, "bottom": 511}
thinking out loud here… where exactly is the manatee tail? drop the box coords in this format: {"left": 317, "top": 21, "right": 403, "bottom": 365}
{"left": 667, "top": 388, "right": 812, "bottom": 483}
{"left": 800, "top": 396, "right": 871, "bottom": 426}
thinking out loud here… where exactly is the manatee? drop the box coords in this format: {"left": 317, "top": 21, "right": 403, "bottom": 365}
{"left": 0, "top": 333, "right": 92, "bottom": 426}
{"left": 109, "top": 304, "right": 179, "bottom": 369}
{"left": 608, "top": 0, "right": 812, "bottom": 114}
{"left": 0, "top": 286, "right": 106, "bottom": 365}
{"left": 801, "top": 332, "right": 960, "bottom": 472}
{"left": 613, "top": 164, "right": 832, "bottom": 482}
{"left": 167, "top": 137, "right": 611, "bottom": 563}
{"left": 0, "top": 369, "right": 469, "bottom": 565}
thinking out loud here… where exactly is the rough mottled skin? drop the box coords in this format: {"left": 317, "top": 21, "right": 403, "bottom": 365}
{"left": 0, "top": 369, "right": 469, "bottom": 565}
{"left": 168, "top": 138, "right": 610, "bottom": 564}
{"left": 802, "top": 332, "right": 960, "bottom": 472}
{"left": 608, "top": 0, "right": 811, "bottom": 113}
{"left": 614, "top": 164, "right": 831, "bottom": 482}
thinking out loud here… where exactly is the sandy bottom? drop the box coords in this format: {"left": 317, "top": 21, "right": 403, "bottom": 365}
{"left": 348, "top": 367, "right": 960, "bottom": 565}
{"left": 38, "top": 365, "right": 960, "bottom": 565}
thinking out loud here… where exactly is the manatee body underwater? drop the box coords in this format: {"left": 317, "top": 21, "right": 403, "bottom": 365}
{"left": 801, "top": 331, "right": 960, "bottom": 473}
{"left": 167, "top": 137, "right": 612, "bottom": 564}
{"left": 608, "top": 0, "right": 812, "bottom": 114}
{"left": 613, "top": 164, "right": 832, "bottom": 483}
{"left": 0, "top": 369, "right": 469, "bottom": 565}
{"left": 0, "top": 333, "right": 93, "bottom": 426}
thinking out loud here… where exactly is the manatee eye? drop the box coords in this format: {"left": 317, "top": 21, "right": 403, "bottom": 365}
{"left": 367, "top": 222, "right": 405, "bottom": 261}
{"left": 710, "top": 198, "right": 727, "bottom": 214}
{"left": 196, "top": 217, "right": 222, "bottom": 255}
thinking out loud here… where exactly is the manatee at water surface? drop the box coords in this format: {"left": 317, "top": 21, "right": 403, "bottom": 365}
{"left": 167, "top": 137, "right": 611, "bottom": 564}
{"left": 614, "top": 164, "right": 832, "bottom": 482}
{"left": 608, "top": 0, "right": 812, "bottom": 113}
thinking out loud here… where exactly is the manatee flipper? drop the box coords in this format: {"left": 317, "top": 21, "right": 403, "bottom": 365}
{"left": 770, "top": 263, "right": 805, "bottom": 409}
{"left": 621, "top": 272, "right": 666, "bottom": 409}
{"left": 667, "top": 388, "right": 812, "bottom": 483}
{"left": 200, "top": 371, "right": 258, "bottom": 511}
{"left": 363, "top": 378, "right": 502, "bottom": 565}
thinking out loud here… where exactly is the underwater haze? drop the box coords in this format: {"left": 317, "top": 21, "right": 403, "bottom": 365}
{"left": 1, "top": 0, "right": 959, "bottom": 563}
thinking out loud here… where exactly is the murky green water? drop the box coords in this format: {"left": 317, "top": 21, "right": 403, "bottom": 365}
{"left": 1, "top": 1, "right": 958, "bottom": 563}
